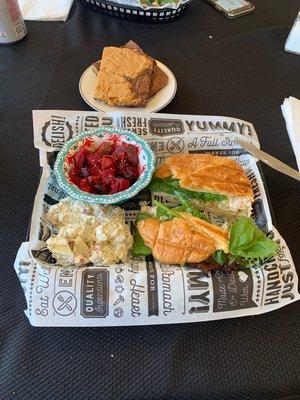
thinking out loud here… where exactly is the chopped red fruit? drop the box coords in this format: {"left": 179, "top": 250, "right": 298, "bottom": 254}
{"left": 110, "top": 178, "right": 130, "bottom": 194}
{"left": 74, "top": 148, "right": 85, "bottom": 169}
{"left": 114, "top": 143, "right": 138, "bottom": 166}
{"left": 69, "top": 170, "right": 81, "bottom": 186}
{"left": 79, "top": 178, "right": 92, "bottom": 193}
{"left": 101, "top": 155, "right": 116, "bottom": 171}
{"left": 98, "top": 141, "right": 113, "bottom": 155}
{"left": 100, "top": 168, "right": 115, "bottom": 184}
{"left": 86, "top": 152, "right": 102, "bottom": 167}
{"left": 67, "top": 139, "right": 140, "bottom": 195}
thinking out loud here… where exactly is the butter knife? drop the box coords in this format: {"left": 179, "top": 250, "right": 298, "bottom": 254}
{"left": 236, "top": 137, "right": 300, "bottom": 182}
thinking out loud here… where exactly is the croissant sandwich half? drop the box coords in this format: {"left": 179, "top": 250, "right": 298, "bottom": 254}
{"left": 148, "top": 154, "right": 254, "bottom": 218}
{"left": 137, "top": 210, "right": 228, "bottom": 265}
{"left": 132, "top": 201, "right": 278, "bottom": 270}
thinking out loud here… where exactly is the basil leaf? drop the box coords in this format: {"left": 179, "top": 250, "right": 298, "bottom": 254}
{"left": 229, "top": 218, "right": 278, "bottom": 259}
{"left": 189, "top": 191, "right": 227, "bottom": 202}
{"left": 132, "top": 229, "right": 152, "bottom": 256}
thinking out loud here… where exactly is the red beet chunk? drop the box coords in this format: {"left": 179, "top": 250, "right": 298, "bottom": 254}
{"left": 100, "top": 168, "right": 115, "bottom": 184}
{"left": 93, "top": 183, "right": 106, "bottom": 194}
{"left": 74, "top": 148, "right": 86, "bottom": 169}
{"left": 98, "top": 141, "right": 113, "bottom": 155}
{"left": 109, "top": 178, "right": 130, "bottom": 194}
{"left": 79, "top": 178, "right": 92, "bottom": 193}
{"left": 67, "top": 139, "right": 140, "bottom": 195}
{"left": 86, "top": 152, "right": 102, "bottom": 167}
{"left": 87, "top": 175, "right": 99, "bottom": 185}
{"left": 124, "top": 167, "right": 138, "bottom": 183}
{"left": 117, "top": 160, "right": 138, "bottom": 183}
{"left": 81, "top": 167, "right": 89, "bottom": 177}
{"left": 69, "top": 169, "right": 81, "bottom": 186}
{"left": 101, "top": 155, "right": 116, "bottom": 171}
{"left": 114, "top": 143, "right": 138, "bottom": 166}
{"left": 88, "top": 165, "right": 102, "bottom": 177}
{"left": 123, "top": 144, "right": 138, "bottom": 166}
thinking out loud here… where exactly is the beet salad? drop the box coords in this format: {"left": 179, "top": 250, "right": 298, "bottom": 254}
{"left": 67, "top": 139, "right": 140, "bottom": 195}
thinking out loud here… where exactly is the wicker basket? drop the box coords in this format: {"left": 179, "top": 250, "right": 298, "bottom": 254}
{"left": 80, "top": 0, "right": 192, "bottom": 23}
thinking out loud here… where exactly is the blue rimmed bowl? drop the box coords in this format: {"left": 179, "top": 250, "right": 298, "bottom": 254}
{"left": 54, "top": 127, "right": 155, "bottom": 204}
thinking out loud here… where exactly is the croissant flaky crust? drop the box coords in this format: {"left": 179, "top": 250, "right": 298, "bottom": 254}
{"left": 137, "top": 212, "right": 229, "bottom": 265}
{"left": 154, "top": 154, "right": 254, "bottom": 198}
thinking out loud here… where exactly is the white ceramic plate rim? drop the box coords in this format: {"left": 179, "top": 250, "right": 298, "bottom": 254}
{"left": 79, "top": 60, "right": 177, "bottom": 113}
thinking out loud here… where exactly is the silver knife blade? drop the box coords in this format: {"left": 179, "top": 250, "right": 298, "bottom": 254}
{"left": 236, "top": 138, "right": 300, "bottom": 182}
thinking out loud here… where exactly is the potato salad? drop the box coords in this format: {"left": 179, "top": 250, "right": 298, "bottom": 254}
{"left": 46, "top": 198, "right": 133, "bottom": 266}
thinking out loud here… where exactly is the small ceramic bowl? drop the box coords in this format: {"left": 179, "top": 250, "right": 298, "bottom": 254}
{"left": 54, "top": 127, "right": 155, "bottom": 204}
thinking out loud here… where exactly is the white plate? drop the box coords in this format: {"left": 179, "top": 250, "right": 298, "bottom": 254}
{"left": 79, "top": 61, "right": 177, "bottom": 113}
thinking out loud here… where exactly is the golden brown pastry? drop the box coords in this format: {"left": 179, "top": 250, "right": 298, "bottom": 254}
{"left": 137, "top": 212, "right": 228, "bottom": 265}
{"left": 153, "top": 154, "right": 254, "bottom": 217}
{"left": 155, "top": 154, "right": 252, "bottom": 197}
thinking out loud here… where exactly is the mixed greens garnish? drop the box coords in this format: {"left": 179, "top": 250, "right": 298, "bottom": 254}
{"left": 212, "top": 217, "right": 278, "bottom": 268}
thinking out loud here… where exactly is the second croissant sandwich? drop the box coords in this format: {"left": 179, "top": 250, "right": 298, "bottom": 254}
{"left": 148, "top": 154, "right": 254, "bottom": 217}
{"left": 133, "top": 201, "right": 279, "bottom": 269}
{"left": 138, "top": 212, "right": 228, "bottom": 265}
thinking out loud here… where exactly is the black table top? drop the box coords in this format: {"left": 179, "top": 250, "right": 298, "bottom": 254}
{"left": 1, "top": 1, "right": 300, "bottom": 399}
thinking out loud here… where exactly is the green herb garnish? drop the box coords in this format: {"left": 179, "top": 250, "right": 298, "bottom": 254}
{"left": 212, "top": 249, "right": 228, "bottom": 265}
{"left": 212, "top": 218, "right": 279, "bottom": 268}
{"left": 229, "top": 218, "right": 278, "bottom": 260}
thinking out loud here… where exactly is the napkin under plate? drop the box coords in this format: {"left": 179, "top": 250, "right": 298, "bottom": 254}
{"left": 281, "top": 97, "right": 300, "bottom": 171}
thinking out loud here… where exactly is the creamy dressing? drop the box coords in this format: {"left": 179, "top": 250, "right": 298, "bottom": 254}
{"left": 193, "top": 195, "right": 252, "bottom": 217}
